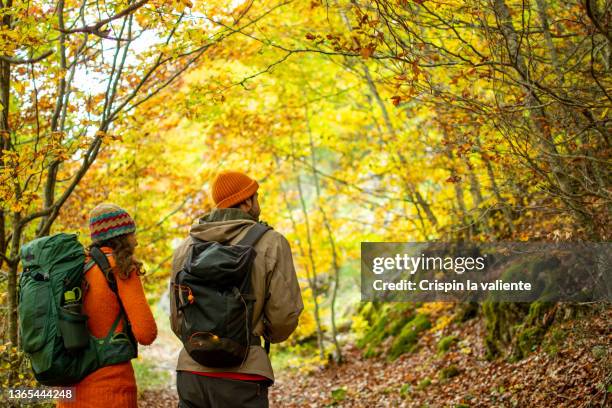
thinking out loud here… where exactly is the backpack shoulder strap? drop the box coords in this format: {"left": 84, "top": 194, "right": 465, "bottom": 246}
{"left": 87, "top": 246, "right": 138, "bottom": 354}
{"left": 89, "top": 246, "right": 117, "bottom": 292}
{"left": 238, "top": 223, "right": 272, "bottom": 355}
{"left": 238, "top": 223, "right": 271, "bottom": 247}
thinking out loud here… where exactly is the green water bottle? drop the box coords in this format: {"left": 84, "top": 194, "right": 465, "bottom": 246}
{"left": 63, "top": 288, "right": 82, "bottom": 314}
{"left": 59, "top": 287, "right": 89, "bottom": 351}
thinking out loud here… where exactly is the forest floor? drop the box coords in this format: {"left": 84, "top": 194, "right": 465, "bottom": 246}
{"left": 138, "top": 307, "right": 611, "bottom": 408}
{"left": 270, "top": 308, "right": 611, "bottom": 408}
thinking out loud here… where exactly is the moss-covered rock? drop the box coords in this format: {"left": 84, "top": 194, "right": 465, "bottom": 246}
{"left": 515, "top": 326, "right": 544, "bottom": 358}
{"left": 438, "top": 365, "right": 460, "bottom": 380}
{"left": 512, "top": 302, "right": 556, "bottom": 360}
{"left": 389, "top": 313, "right": 431, "bottom": 360}
{"left": 483, "top": 302, "right": 529, "bottom": 359}
{"left": 363, "top": 345, "right": 381, "bottom": 358}
{"left": 357, "top": 314, "right": 388, "bottom": 349}
{"left": 542, "top": 327, "right": 565, "bottom": 356}
{"left": 437, "top": 335, "right": 458, "bottom": 355}
{"left": 484, "top": 256, "right": 554, "bottom": 336}
{"left": 357, "top": 303, "right": 417, "bottom": 357}
{"left": 481, "top": 250, "right": 593, "bottom": 360}
{"left": 357, "top": 302, "right": 378, "bottom": 324}
{"left": 524, "top": 301, "right": 555, "bottom": 326}
{"left": 455, "top": 302, "right": 479, "bottom": 322}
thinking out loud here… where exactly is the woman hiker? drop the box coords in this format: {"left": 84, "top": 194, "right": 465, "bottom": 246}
{"left": 58, "top": 203, "right": 158, "bottom": 408}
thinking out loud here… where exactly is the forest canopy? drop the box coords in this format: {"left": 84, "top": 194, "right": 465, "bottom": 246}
{"left": 0, "top": 0, "right": 610, "bottom": 405}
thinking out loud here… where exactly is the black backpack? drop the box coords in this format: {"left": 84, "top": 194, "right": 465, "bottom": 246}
{"left": 173, "top": 223, "right": 271, "bottom": 367}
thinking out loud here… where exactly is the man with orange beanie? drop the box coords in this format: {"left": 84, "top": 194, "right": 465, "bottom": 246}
{"left": 170, "top": 170, "right": 303, "bottom": 408}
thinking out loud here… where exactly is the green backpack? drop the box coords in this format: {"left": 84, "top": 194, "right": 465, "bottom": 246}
{"left": 18, "top": 233, "right": 137, "bottom": 386}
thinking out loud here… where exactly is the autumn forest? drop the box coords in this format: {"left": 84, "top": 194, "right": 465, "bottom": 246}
{"left": 1, "top": 0, "right": 610, "bottom": 407}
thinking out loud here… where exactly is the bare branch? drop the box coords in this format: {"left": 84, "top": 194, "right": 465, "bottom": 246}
{"left": 0, "top": 50, "right": 54, "bottom": 65}
{"left": 56, "top": 0, "right": 149, "bottom": 38}
{"left": 585, "top": 0, "right": 612, "bottom": 44}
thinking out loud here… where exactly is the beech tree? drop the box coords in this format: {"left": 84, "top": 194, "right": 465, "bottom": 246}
{"left": 0, "top": 0, "right": 270, "bottom": 346}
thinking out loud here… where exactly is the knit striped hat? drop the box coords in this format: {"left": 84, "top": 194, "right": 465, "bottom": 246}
{"left": 89, "top": 203, "right": 136, "bottom": 243}
{"left": 211, "top": 170, "right": 259, "bottom": 209}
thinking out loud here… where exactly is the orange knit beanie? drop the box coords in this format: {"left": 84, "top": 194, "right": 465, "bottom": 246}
{"left": 211, "top": 170, "right": 259, "bottom": 209}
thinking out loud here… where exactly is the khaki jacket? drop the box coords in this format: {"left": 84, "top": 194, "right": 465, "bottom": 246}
{"left": 169, "top": 208, "right": 303, "bottom": 382}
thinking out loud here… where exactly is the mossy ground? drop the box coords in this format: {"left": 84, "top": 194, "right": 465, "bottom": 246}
{"left": 355, "top": 302, "right": 418, "bottom": 358}
{"left": 388, "top": 313, "right": 431, "bottom": 360}
{"left": 437, "top": 335, "right": 458, "bottom": 355}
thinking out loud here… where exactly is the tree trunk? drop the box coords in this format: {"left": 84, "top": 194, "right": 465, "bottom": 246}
{"left": 7, "top": 213, "right": 22, "bottom": 346}
{"left": 338, "top": 2, "right": 438, "bottom": 233}
{"left": 493, "top": 0, "right": 591, "bottom": 231}
{"left": 0, "top": 0, "right": 16, "bottom": 345}
{"left": 305, "top": 107, "right": 343, "bottom": 363}
{"left": 361, "top": 64, "right": 439, "bottom": 231}
{"left": 440, "top": 127, "right": 469, "bottom": 234}
{"left": 294, "top": 174, "right": 326, "bottom": 359}
{"left": 475, "top": 135, "right": 515, "bottom": 234}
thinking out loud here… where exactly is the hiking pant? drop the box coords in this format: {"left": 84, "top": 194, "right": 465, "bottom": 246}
{"left": 177, "top": 371, "right": 269, "bottom": 408}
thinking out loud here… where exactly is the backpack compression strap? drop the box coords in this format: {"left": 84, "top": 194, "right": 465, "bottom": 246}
{"left": 238, "top": 223, "right": 273, "bottom": 354}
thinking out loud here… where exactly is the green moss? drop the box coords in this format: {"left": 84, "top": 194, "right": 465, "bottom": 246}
{"left": 133, "top": 358, "right": 171, "bottom": 394}
{"left": 549, "top": 327, "right": 565, "bottom": 343}
{"left": 389, "top": 314, "right": 431, "bottom": 360}
{"left": 331, "top": 387, "right": 347, "bottom": 403}
{"left": 400, "top": 383, "right": 412, "bottom": 397}
{"left": 363, "top": 345, "right": 381, "bottom": 358}
{"left": 455, "top": 302, "right": 478, "bottom": 322}
{"left": 524, "top": 301, "right": 554, "bottom": 326}
{"left": 437, "top": 335, "right": 458, "bottom": 355}
{"left": 438, "top": 365, "right": 460, "bottom": 380}
{"left": 516, "top": 326, "right": 544, "bottom": 359}
{"left": 357, "top": 315, "right": 388, "bottom": 349}
{"left": 483, "top": 302, "right": 530, "bottom": 360}
{"left": 542, "top": 329, "right": 565, "bottom": 357}
{"left": 357, "top": 303, "right": 416, "bottom": 357}
{"left": 416, "top": 377, "right": 431, "bottom": 390}
{"left": 482, "top": 300, "right": 554, "bottom": 361}
{"left": 509, "top": 302, "right": 555, "bottom": 360}
{"left": 389, "top": 311, "right": 414, "bottom": 336}
{"left": 591, "top": 345, "right": 606, "bottom": 360}
{"left": 358, "top": 302, "right": 376, "bottom": 323}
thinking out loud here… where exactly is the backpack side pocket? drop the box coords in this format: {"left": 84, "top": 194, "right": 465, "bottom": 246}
{"left": 18, "top": 278, "right": 51, "bottom": 353}
{"left": 57, "top": 307, "right": 89, "bottom": 351}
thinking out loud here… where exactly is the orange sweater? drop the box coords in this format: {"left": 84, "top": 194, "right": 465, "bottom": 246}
{"left": 57, "top": 247, "right": 157, "bottom": 408}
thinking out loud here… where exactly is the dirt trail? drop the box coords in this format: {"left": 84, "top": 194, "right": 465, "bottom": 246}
{"left": 137, "top": 304, "right": 610, "bottom": 407}
{"left": 137, "top": 298, "right": 181, "bottom": 407}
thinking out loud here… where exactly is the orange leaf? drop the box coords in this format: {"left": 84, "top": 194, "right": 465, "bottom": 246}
{"left": 360, "top": 46, "right": 375, "bottom": 59}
